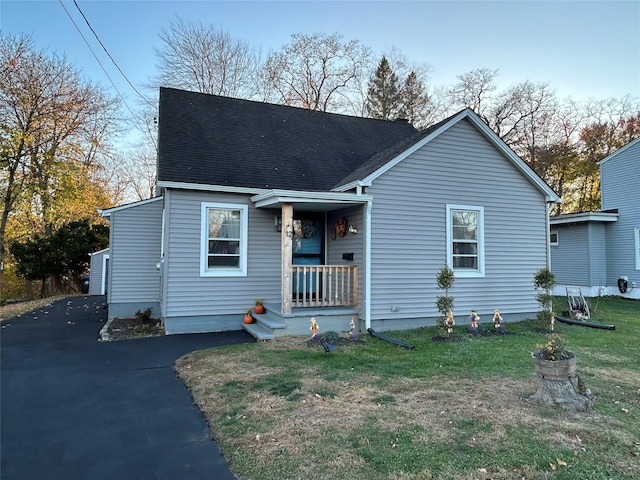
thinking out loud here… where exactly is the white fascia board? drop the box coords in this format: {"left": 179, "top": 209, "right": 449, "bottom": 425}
{"left": 156, "top": 181, "right": 266, "bottom": 195}
{"left": 598, "top": 137, "right": 640, "bottom": 166}
{"left": 463, "top": 113, "right": 562, "bottom": 203}
{"left": 99, "top": 196, "right": 163, "bottom": 217}
{"left": 357, "top": 108, "right": 561, "bottom": 204}
{"left": 251, "top": 189, "right": 372, "bottom": 208}
{"left": 550, "top": 212, "right": 619, "bottom": 225}
{"left": 333, "top": 180, "right": 369, "bottom": 192}
{"left": 89, "top": 247, "right": 110, "bottom": 256}
{"left": 358, "top": 111, "right": 465, "bottom": 187}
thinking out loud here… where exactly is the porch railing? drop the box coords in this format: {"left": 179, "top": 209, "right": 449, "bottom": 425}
{"left": 291, "top": 265, "right": 358, "bottom": 308}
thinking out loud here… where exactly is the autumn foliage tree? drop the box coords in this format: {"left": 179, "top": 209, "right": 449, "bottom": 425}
{"left": 1, "top": 33, "right": 119, "bottom": 298}
{"left": 445, "top": 68, "right": 640, "bottom": 213}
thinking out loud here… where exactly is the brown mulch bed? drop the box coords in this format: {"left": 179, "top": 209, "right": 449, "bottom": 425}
{"left": 106, "top": 316, "right": 164, "bottom": 341}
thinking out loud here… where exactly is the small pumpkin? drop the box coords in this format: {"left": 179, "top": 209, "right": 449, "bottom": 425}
{"left": 243, "top": 309, "right": 253, "bottom": 324}
{"left": 254, "top": 298, "right": 265, "bottom": 314}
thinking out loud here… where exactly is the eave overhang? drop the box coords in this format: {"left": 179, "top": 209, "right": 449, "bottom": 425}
{"left": 334, "top": 109, "right": 562, "bottom": 204}
{"left": 550, "top": 211, "right": 619, "bottom": 225}
{"left": 251, "top": 189, "right": 372, "bottom": 210}
{"left": 98, "top": 196, "right": 164, "bottom": 218}
{"left": 157, "top": 181, "right": 266, "bottom": 195}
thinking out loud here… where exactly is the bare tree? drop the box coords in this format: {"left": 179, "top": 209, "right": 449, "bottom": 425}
{"left": 264, "top": 32, "right": 371, "bottom": 112}
{"left": 153, "top": 17, "right": 261, "bottom": 99}
{"left": 104, "top": 147, "right": 157, "bottom": 203}
{"left": 448, "top": 68, "right": 499, "bottom": 120}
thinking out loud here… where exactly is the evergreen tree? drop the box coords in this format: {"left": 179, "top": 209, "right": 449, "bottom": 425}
{"left": 399, "top": 71, "right": 430, "bottom": 126}
{"left": 366, "top": 56, "right": 401, "bottom": 120}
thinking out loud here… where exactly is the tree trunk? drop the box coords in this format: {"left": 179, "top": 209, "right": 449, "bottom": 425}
{"left": 530, "top": 375, "right": 593, "bottom": 412}
{"left": 530, "top": 355, "right": 593, "bottom": 412}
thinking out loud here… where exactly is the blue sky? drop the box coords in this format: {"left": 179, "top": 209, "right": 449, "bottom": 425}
{"left": 2, "top": 0, "right": 639, "bottom": 116}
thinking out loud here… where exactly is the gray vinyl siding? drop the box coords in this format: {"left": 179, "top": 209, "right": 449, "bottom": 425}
{"left": 589, "top": 223, "right": 608, "bottom": 286}
{"left": 551, "top": 223, "right": 607, "bottom": 287}
{"left": 327, "top": 206, "right": 365, "bottom": 310}
{"left": 108, "top": 199, "right": 162, "bottom": 318}
{"left": 600, "top": 141, "right": 640, "bottom": 287}
{"left": 162, "top": 189, "right": 282, "bottom": 331}
{"left": 89, "top": 249, "right": 108, "bottom": 295}
{"left": 367, "top": 118, "right": 547, "bottom": 325}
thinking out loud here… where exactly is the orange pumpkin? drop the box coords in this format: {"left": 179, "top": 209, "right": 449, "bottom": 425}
{"left": 254, "top": 304, "right": 265, "bottom": 314}
{"left": 243, "top": 313, "right": 253, "bottom": 324}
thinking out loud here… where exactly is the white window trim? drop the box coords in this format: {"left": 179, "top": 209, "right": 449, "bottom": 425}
{"left": 635, "top": 227, "right": 640, "bottom": 270}
{"left": 446, "top": 204, "right": 485, "bottom": 278}
{"left": 550, "top": 230, "right": 559, "bottom": 247}
{"left": 200, "top": 202, "right": 248, "bottom": 277}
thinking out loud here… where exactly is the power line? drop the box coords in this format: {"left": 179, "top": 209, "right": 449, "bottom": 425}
{"left": 57, "top": 0, "right": 154, "bottom": 143}
{"left": 71, "top": 0, "right": 155, "bottom": 109}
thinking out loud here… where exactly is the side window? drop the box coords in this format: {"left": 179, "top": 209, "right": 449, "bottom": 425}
{"left": 446, "top": 205, "right": 485, "bottom": 277}
{"left": 200, "top": 203, "right": 248, "bottom": 277}
{"left": 550, "top": 230, "right": 559, "bottom": 246}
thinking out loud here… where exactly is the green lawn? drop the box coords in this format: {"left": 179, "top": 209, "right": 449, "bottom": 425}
{"left": 176, "top": 297, "right": 640, "bottom": 480}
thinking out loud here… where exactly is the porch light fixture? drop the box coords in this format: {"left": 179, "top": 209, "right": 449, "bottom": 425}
{"left": 275, "top": 216, "right": 294, "bottom": 237}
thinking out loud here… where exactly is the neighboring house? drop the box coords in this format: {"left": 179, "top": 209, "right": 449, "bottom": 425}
{"left": 550, "top": 137, "right": 640, "bottom": 299}
{"left": 88, "top": 247, "right": 109, "bottom": 295}
{"left": 98, "top": 87, "right": 560, "bottom": 337}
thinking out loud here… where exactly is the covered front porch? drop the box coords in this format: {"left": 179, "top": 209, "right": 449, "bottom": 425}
{"left": 245, "top": 189, "right": 371, "bottom": 339}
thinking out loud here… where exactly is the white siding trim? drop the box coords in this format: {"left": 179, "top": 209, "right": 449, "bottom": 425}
{"left": 159, "top": 181, "right": 265, "bottom": 195}
{"left": 598, "top": 137, "right": 640, "bottom": 166}
{"left": 99, "top": 196, "right": 163, "bottom": 216}
{"left": 446, "top": 204, "right": 485, "bottom": 278}
{"left": 357, "top": 109, "right": 561, "bottom": 203}
{"left": 550, "top": 211, "right": 618, "bottom": 225}
{"left": 635, "top": 227, "right": 640, "bottom": 270}
{"left": 251, "top": 189, "right": 371, "bottom": 208}
{"left": 200, "top": 202, "right": 248, "bottom": 277}
{"left": 101, "top": 254, "right": 109, "bottom": 295}
{"left": 364, "top": 199, "right": 372, "bottom": 330}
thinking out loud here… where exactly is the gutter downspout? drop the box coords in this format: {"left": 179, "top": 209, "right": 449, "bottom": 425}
{"left": 364, "top": 199, "right": 372, "bottom": 331}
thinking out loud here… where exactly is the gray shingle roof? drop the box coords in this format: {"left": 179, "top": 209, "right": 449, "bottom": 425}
{"left": 157, "top": 88, "right": 418, "bottom": 191}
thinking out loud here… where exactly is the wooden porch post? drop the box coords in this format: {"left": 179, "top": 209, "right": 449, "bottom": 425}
{"left": 281, "top": 203, "right": 293, "bottom": 314}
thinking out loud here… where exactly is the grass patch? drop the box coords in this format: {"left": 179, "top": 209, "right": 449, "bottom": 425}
{"left": 176, "top": 296, "right": 640, "bottom": 480}
{"left": 0, "top": 295, "right": 71, "bottom": 321}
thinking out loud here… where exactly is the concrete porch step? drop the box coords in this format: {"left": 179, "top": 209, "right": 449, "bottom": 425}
{"left": 242, "top": 321, "right": 275, "bottom": 341}
{"left": 248, "top": 302, "right": 360, "bottom": 338}
{"left": 252, "top": 308, "right": 286, "bottom": 329}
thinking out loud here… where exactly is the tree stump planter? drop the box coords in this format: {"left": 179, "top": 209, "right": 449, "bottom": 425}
{"left": 530, "top": 352, "right": 593, "bottom": 412}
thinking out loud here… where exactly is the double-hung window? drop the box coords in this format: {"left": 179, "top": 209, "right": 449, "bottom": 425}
{"left": 201, "top": 202, "right": 248, "bottom": 276}
{"left": 446, "top": 205, "right": 485, "bottom": 277}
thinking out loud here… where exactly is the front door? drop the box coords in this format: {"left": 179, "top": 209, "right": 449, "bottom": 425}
{"left": 292, "top": 213, "right": 324, "bottom": 297}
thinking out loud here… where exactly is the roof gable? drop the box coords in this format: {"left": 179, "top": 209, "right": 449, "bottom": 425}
{"left": 598, "top": 136, "right": 640, "bottom": 167}
{"left": 335, "top": 108, "right": 561, "bottom": 203}
{"left": 157, "top": 88, "right": 418, "bottom": 191}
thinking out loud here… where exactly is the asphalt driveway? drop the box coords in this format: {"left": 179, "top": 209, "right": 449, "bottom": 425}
{"left": 1, "top": 295, "right": 253, "bottom": 480}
